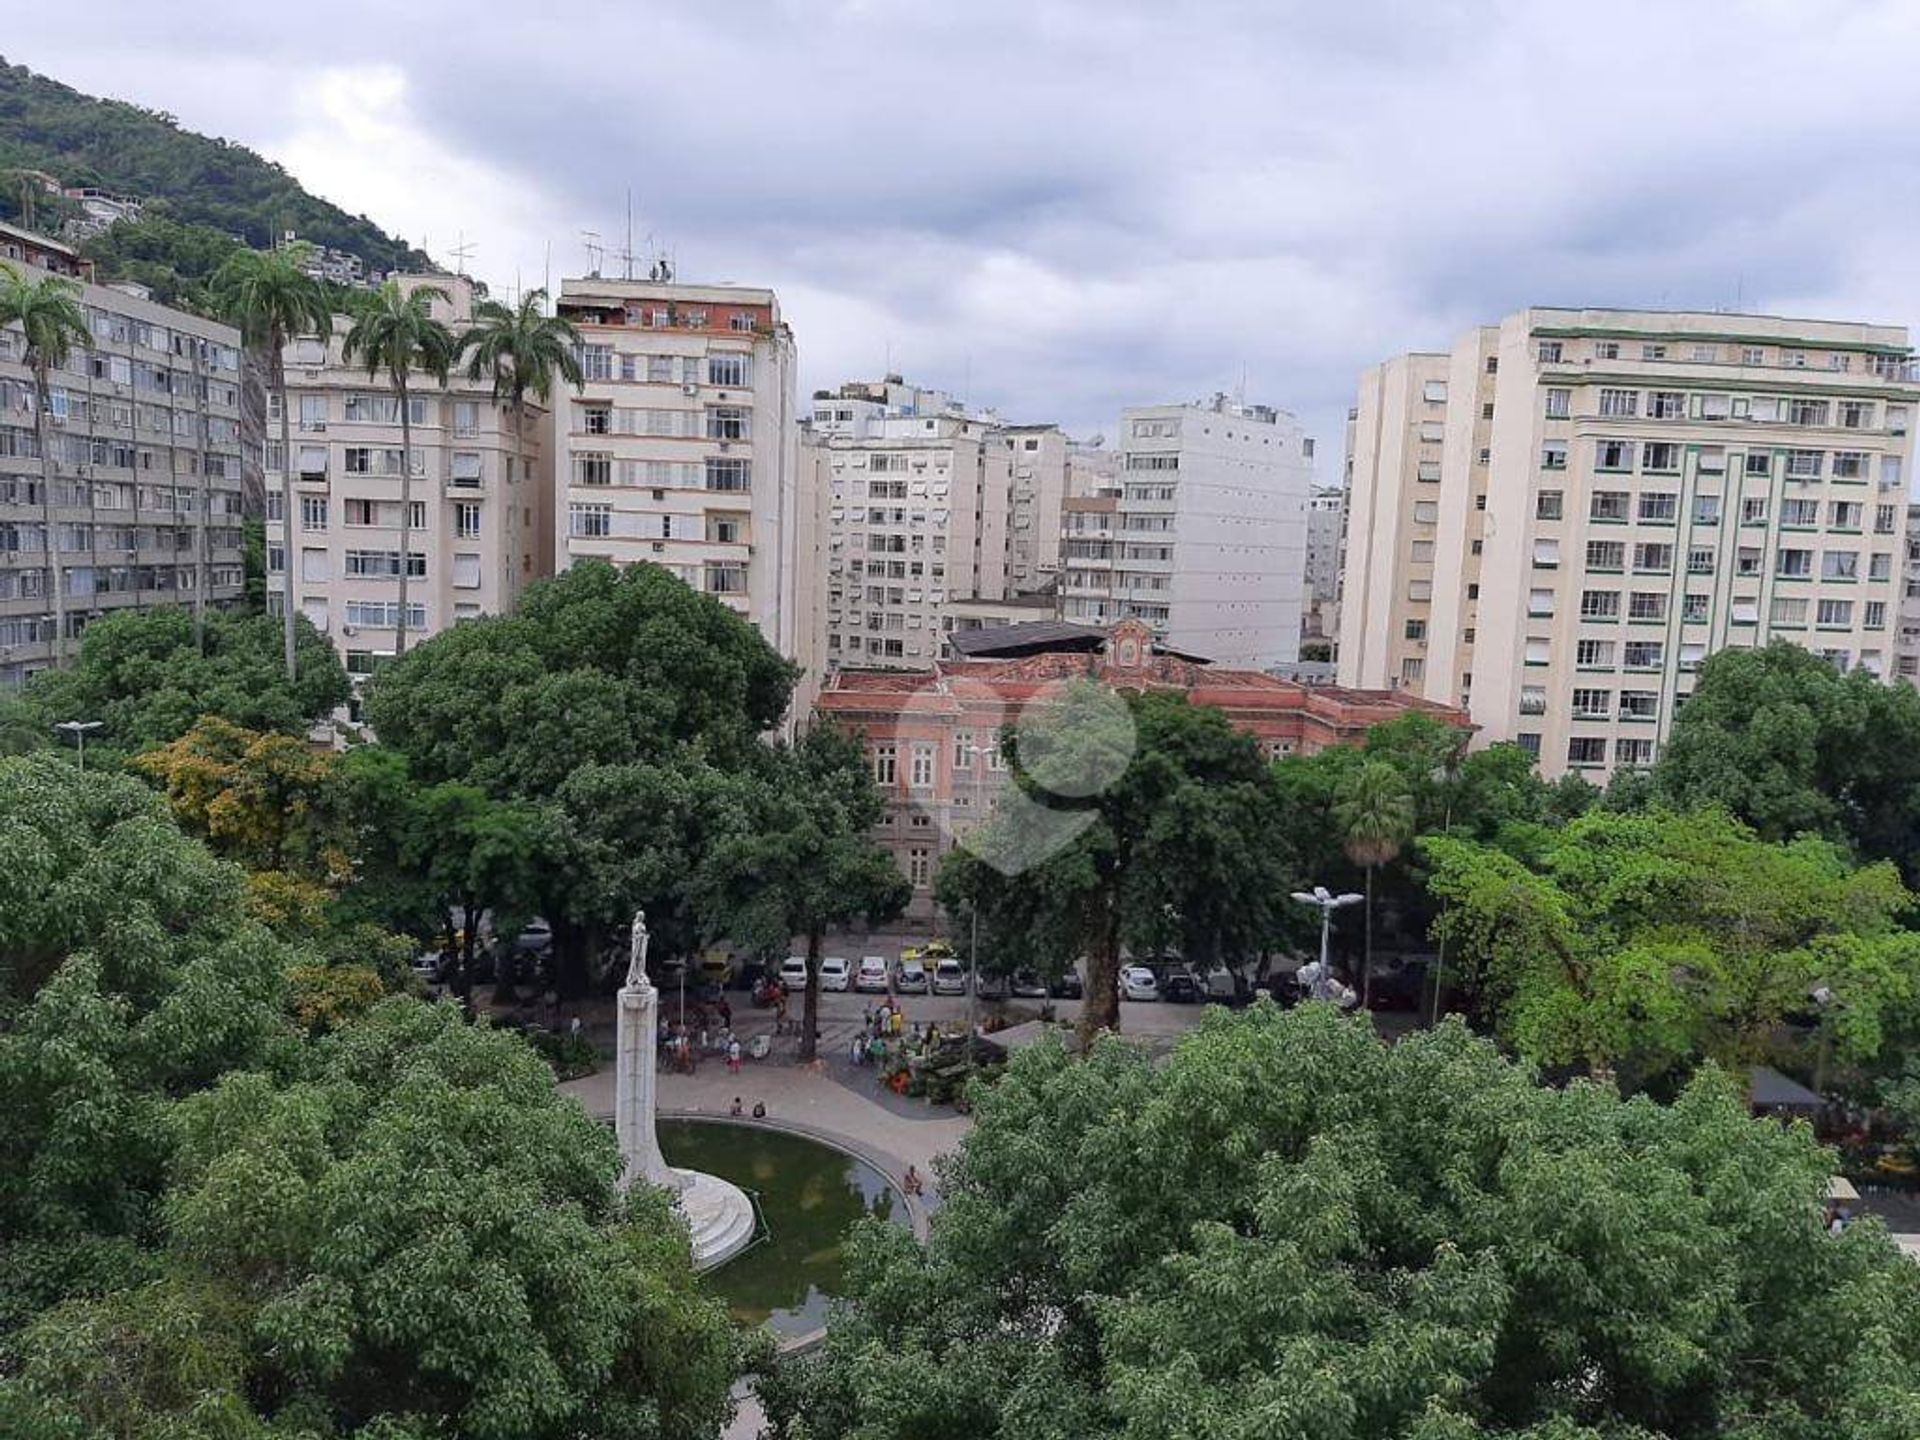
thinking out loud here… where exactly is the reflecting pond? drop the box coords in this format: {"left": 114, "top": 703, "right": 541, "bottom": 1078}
{"left": 658, "top": 1118, "right": 907, "bottom": 1337}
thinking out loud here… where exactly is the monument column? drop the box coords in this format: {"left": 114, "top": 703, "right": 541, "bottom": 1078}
{"left": 615, "top": 910, "right": 678, "bottom": 1192}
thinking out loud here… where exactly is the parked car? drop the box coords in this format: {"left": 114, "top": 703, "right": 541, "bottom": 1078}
{"left": 1050, "top": 966, "right": 1085, "bottom": 999}
{"left": 780, "top": 955, "right": 810, "bottom": 989}
{"left": 1010, "top": 971, "right": 1049, "bottom": 999}
{"left": 855, "top": 955, "right": 891, "bottom": 993}
{"left": 1161, "top": 966, "right": 1203, "bottom": 1004}
{"left": 976, "top": 970, "right": 1010, "bottom": 1000}
{"left": 514, "top": 918, "right": 553, "bottom": 955}
{"left": 1121, "top": 965, "right": 1160, "bottom": 1001}
{"left": 819, "top": 955, "right": 852, "bottom": 992}
{"left": 1366, "top": 956, "right": 1430, "bottom": 1012}
{"left": 895, "top": 956, "right": 930, "bottom": 993}
{"left": 932, "top": 958, "right": 968, "bottom": 995}
{"left": 411, "top": 951, "right": 444, "bottom": 985}
{"left": 697, "top": 951, "right": 735, "bottom": 990}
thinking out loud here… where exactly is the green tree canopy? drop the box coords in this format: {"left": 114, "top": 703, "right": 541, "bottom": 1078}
{"left": 1656, "top": 640, "right": 1920, "bottom": 881}
{"left": 4, "top": 606, "right": 347, "bottom": 758}
{"left": 768, "top": 1005, "right": 1920, "bottom": 1440}
{"left": 1424, "top": 806, "right": 1920, "bottom": 1085}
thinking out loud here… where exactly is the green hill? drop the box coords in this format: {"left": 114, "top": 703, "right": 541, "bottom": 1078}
{"left": 0, "top": 56, "right": 431, "bottom": 306}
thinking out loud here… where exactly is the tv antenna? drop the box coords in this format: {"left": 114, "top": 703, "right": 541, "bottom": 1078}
{"left": 581, "top": 229, "right": 604, "bottom": 278}
{"left": 450, "top": 231, "right": 476, "bottom": 277}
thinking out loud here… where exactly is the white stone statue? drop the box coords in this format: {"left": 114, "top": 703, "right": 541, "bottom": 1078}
{"left": 625, "top": 909, "right": 652, "bottom": 991}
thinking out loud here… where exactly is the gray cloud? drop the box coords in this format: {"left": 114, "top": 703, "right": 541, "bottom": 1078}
{"left": 15, "top": 0, "right": 1920, "bottom": 457}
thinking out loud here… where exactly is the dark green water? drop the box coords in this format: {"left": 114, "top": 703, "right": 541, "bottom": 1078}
{"left": 658, "top": 1118, "right": 906, "bottom": 1336}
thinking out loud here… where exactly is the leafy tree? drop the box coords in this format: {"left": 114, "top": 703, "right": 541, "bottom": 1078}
{"left": 211, "top": 242, "right": 334, "bottom": 679}
{"left": 1335, "top": 757, "right": 1416, "bottom": 1006}
{"left": 1424, "top": 807, "right": 1920, "bottom": 1085}
{"left": 767, "top": 1004, "right": 1920, "bottom": 1440}
{"left": 75, "top": 210, "right": 245, "bottom": 312}
{"left": 703, "top": 726, "right": 909, "bottom": 1060}
{"left": 1656, "top": 640, "right": 1920, "bottom": 881}
{"left": 458, "top": 288, "right": 582, "bottom": 499}
{"left": 0, "top": 261, "right": 90, "bottom": 665}
{"left": 9, "top": 605, "right": 347, "bottom": 757}
{"left": 937, "top": 684, "right": 1288, "bottom": 1038}
{"left": 342, "top": 280, "right": 455, "bottom": 655}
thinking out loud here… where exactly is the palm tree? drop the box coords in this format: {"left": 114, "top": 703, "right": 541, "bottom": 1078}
{"left": 210, "top": 244, "right": 333, "bottom": 680}
{"left": 342, "top": 281, "right": 454, "bottom": 657}
{"left": 1334, "top": 759, "right": 1416, "bottom": 1010}
{"left": 457, "top": 289, "right": 580, "bottom": 500}
{"left": 0, "top": 263, "right": 93, "bottom": 667}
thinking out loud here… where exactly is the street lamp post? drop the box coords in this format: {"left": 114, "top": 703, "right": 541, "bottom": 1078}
{"left": 1289, "top": 885, "right": 1364, "bottom": 1007}
{"left": 967, "top": 902, "right": 979, "bottom": 1042}
{"left": 53, "top": 719, "right": 103, "bottom": 772}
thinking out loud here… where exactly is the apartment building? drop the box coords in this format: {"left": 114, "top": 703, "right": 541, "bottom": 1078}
{"left": 1060, "top": 395, "right": 1313, "bottom": 667}
{"left": 552, "top": 278, "right": 801, "bottom": 659}
{"left": 1303, "top": 483, "right": 1346, "bottom": 646}
{"left": 809, "top": 377, "right": 1076, "bottom": 674}
{"left": 1340, "top": 308, "right": 1917, "bottom": 777}
{"left": 1, "top": 231, "right": 248, "bottom": 689}
{"left": 1899, "top": 504, "right": 1920, "bottom": 684}
{"left": 265, "top": 274, "right": 547, "bottom": 696}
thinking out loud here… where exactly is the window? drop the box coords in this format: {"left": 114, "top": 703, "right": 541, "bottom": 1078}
{"left": 1416, "top": 461, "right": 1441, "bottom": 483}
{"left": 1538, "top": 341, "right": 1563, "bottom": 362}
{"left": 1817, "top": 598, "right": 1854, "bottom": 627}
{"left": 1877, "top": 504, "right": 1899, "bottom": 535}
{"left": 1405, "top": 618, "right": 1428, "bottom": 641}
{"left": 1784, "top": 449, "right": 1823, "bottom": 479}
{"left": 1591, "top": 490, "right": 1630, "bottom": 521}
{"left": 1740, "top": 347, "right": 1766, "bottom": 366}
{"left": 1419, "top": 420, "right": 1445, "bottom": 442}
{"left": 1407, "top": 579, "right": 1432, "bottom": 601}
{"left": 1870, "top": 551, "right": 1892, "bottom": 581}
{"left": 910, "top": 745, "right": 935, "bottom": 789}
{"left": 1745, "top": 452, "right": 1773, "bottom": 478}
{"left": 952, "top": 730, "right": 975, "bottom": 770}
{"left": 583, "top": 404, "right": 611, "bottom": 435}
{"left": 1400, "top": 657, "right": 1426, "bottom": 685}
{"left": 1641, "top": 343, "right": 1667, "bottom": 361}
{"left": 344, "top": 498, "right": 375, "bottom": 527}
{"left": 1599, "top": 388, "right": 1639, "bottom": 418}
{"left": 871, "top": 744, "right": 896, "bottom": 785}
{"left": 1693, "top": 493, "right": 1722, "bottom": 524}
{"left": 1839, "top": 400, "right": 1874, "bottom": 429}
{"left": 579, "top": 345, "right": 613, "bottom": 381}
{"left": 1884, "top": 455, "right": 1905, "bottom": 489}
{"left": 1682, "top": 594, "right": 1711, "bottom": 623}
{"left": 569, "top": 503, "right": 612, "bottom": 538}
{"left": 1541, "top": 440, "right": 1568, "bottom": 470}
{"left": 1638, "top": 492, "right": 1677, "bottom": 522}
{"left": 1831, "top": 451, "right": 1866, "bottom": 479}
{"left": 1532, "top": 538, "right": 1560, "bottom": 567}
{"left": 1642, "top": 441, "right": 1680, "bottom": 472}
{"left": 1580, "top": 589, "right": 1620, "bottom": 620}
{"left": 1866, "top": 600, "right": 1888, "bottom": 628}
{"left": 1822, "top": 550, "right": 1859, "bottom": 581}
{"left": 1423, "top": 380, "right": 1448, "bottom": 403}
{"left": 706, "top": 457, "right": 751, "bottom": 492}
{"left": 1787, "top": 398, "right": 1830, "bottom": 427}
{"left": 452, "top": 552, "right": 481, "bottom": 589}
{"left": 705, "top": 561, "right": 748, "bottom": 596}
{"left": 707, "top": 353, "right": 750, "bottom": 387}
{"left": 576, "top": 453, "right": 612, "bottom": 487}
{"left": 1683, "top": 545, "right": 1713, "bottom": 575}
{"left": 1412, "top": 500, "right": 1439, "bottom": 524}
{"left": 299, "top": 495, "right": 327, "bottom": 532}
{"left": 1776, "top": 548, "right": 1812, "bottom": 578}
{"left": 1576, "top": 638, "right": 1615, "bottom": 667}
{"left": 1830, "top": 501, "right": 1864, "bottom": 530}
{"left": 1572, "top": 688, "right": 1611, "bottom": 718}
{"left": 908, "top": 848, "right": 930, "bottom": 888}
{"left": 1567, "top": 737, "right": 1608, "bottom": 767}
{"left": 1742, "top": 496, "right": 1770, "bottom": 525}
{"left": 1520, "top": 685, "right": 1547, "bottom": 715}
{"left": 1586, "top": 540, "right": 1625, "bottom": 570}
{"left": 1528, "top": 588, "right": 1556, "bottom": 618}
{"left": 1623, "top": 640, "right": 1662, "bottom": 668}
{"left": 1617, "top": 737, "right": 1655, "bottom": 766}
{"left": 1544, "top": 388, "right": 1571, "bottom": 419}
{"left": 1537, "top": 490, "right": 1564, "bottom": 520}
{"left": 455, "top": 502, "right": 481, "bottom": 539}
{"left": 1771, "top": 596, "right": 1808, "bottom": 626}
{"left": 1619, "top": 691, "right": 1658, "bottom": 719}
{"left": 1481, "top": 402, "right": 1495, "bottom": 420}
{"left": 344, "top": 549, "right": 426, "bottom": 578}
{"left": 1781, "top": 497, "right": 1819, "bottom": 526}
{"left": 706, "top": 407, "right": 749, "bottom": 440}
{"left": 1517, "top": 732, "right": 1542, "bottom": 758}
{"left": 1597, "top": 439, "right": 1634, "bottom": 471}
{"left": 1648, "top": 391, "right": 1685, "bottom": 420}
{"left": 1634, "top": 542, "right": 1673, "bottom": 572}
{"left": 1595, "top": 341, "right": 1621, "bottom": 360}
{"left": 1628, "top": 592, "right": 1667, "bottom": 622}
{"left": 1526, "top": 636, "right": 1551, "bottom": 664}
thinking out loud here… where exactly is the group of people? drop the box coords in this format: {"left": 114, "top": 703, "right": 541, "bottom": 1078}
{"left": 850, "top": 1007, "right": 949, "bottom": 1071}
{"left": 658, "top": 1018, "right": 747, "bottom": 1075}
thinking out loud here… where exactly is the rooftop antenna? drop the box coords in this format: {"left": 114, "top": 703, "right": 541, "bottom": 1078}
{"left": 621, "top": 188, "right": 636, "bottom": 280}
{"left": 543, "top": 241, "right": 551, "bottom": 300}
{"left": 450, "top": 231, "right": 476, "bottom": 277}
{"left": 581, "top": 229, "right": 603, "bottom": 278}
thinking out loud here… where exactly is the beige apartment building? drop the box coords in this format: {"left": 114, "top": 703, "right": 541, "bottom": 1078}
{"left": 266, "top": 274, "right": 548, "bottom": 699}
{"left": 1340, "top": 308, "right": 1917, "bottom": 777}
{"left": 2, "top": 222, "right": 248, "bottom": 690}
{"left": 552, "top": 278, "right": 802, "bottom": 661}
{"left": 807, "top": 377, "right": 1077, "bottom": 675}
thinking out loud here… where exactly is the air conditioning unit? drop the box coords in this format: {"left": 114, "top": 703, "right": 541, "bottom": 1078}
{"left": 681, "top": 383, "right": 698, "bottom": 397}
{"left": 341, "top": 624, "right": 358, "bottom": 636}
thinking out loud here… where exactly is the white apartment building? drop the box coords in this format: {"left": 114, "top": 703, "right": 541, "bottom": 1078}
{"left": 1340, "top": 308, "right": 1917, "bottom": 777}
{"left": 1899, "top": 503, "right": 1920, "bottom": 684}
{"left": 809, "top": 377, "right": 1075, "bottom": 673}
{"left": 1303, "top": 484, "right": 1346, "bottom": 645}
{"left": 1060, "top": 395, "right": 1312, "bottom": 667}
{"left": 552, "top": 278, "right": 801, "bottom": 659}
{"left": 266, "top": 274, "right": 548, "bottom": 696}
{"left": 1, "top": 223, "right": 248, "bottom": 689}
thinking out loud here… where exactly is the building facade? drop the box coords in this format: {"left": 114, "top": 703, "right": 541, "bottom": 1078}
{"left": 1060, "top": 396, "right": 1313, "bottom": 668}
{"left": 552, "top": 278, "right": 802, "bottom": 660}
{"left": 265, "top": 274, "right": 548, "bottom": 700}
{"left": 1340, "top": 308, "right": 1917, "bottom": 777}
{"left": 808, "top": 377, "right": 1076, "bottom": 675}
{"left": 1303, "top": 483, "right": 1346, "bottom": 647}
{"left": 2, "top": 241, "right": 248, "bottom": 690}
{"left": 815, "top": 618, "right": 1465, "bottom": 921}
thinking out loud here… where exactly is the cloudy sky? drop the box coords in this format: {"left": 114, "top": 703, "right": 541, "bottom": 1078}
{"left": 14, "top": 1, "right": 1920, "bottom": 460}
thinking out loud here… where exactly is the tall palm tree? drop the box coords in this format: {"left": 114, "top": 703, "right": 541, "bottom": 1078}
{"left": 343, "top": 281, "right": 454, "bottom": 657}
{"left": 0, "top": 263, "right": 93, "bottom": 667}
{"left": 1334, "top": 758, "right": 1416, "bottom": 1010}
{"left": 211, "top": 243, "right": 333, "bottom": 681}
{"left": 457, "top": 289, "right": 581, "bottom": 499}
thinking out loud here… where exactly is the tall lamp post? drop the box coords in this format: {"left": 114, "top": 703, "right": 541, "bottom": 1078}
{"left": 53, "top": 719, "right": 103, "bottom": 772}
{"left": 1289, "top": 884, "right": 1364, "bottom": 1007}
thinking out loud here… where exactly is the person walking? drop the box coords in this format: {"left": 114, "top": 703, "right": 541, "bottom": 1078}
{"left": 727, "top": 1037, "right": 742, "bottom": 1075}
